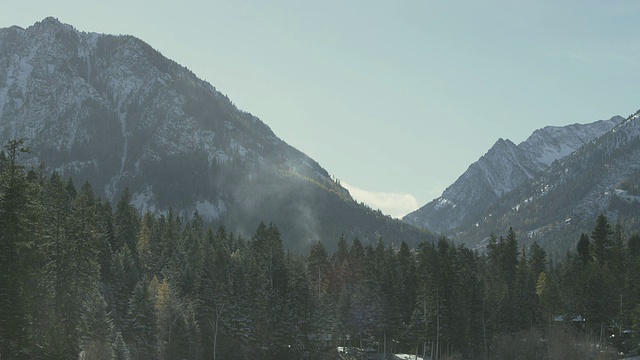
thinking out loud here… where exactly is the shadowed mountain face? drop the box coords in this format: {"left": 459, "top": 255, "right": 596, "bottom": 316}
{"left": 0, "top": 17, "right": 434, "bottom": 252}
{"left": 404, "top": 116, "right": 623, "bottom": 235}
{"left": 406, "top": 113, "right": 640, "bottom": 254}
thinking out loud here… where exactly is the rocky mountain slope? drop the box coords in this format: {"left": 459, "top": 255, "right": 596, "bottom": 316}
{"left": 404, "top": 116, "right": 624, "bottom": 235}
{"left": 0, "top": 17, "right": 433, "bottom": 252}
{"left": 459, "top": 111, "right": 640, "bottom": 254}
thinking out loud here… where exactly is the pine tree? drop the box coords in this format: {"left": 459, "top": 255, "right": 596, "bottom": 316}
{"left": 157, "top": 209, "right": 180, "bottom": 274}
{"left": 591, "top": 214, "right": 613, "bottom": 266}
{"left": 628, "top": 233, "right": 640, "bottom": 257}
{"left": 248, "top": 223, "right": 289, "bottom": 357}
{"left": 114, "top": 187, "right": 139, "bottom": 254}
{"left": 199, "top": 226, "right": 232, "bottom": 360}
{"left": 112, "top": 246, "right": 140, "bottom": 329}
{"left": 331, "top": 235, "right": 351, "bottom": 287}
{"left": 126, "top": 280, "right": 157, "bottom": 360}
{"left": 0, "top": 139, "right": 38, "bottom": 358}
{"left": 42, "top": 172, "right": 74, "bottom": 357}
{"left": 98, "top": 202, "right": 116, "bottom": 282}
{"left": 577, "top": 233, "right": 591, "bottom": 262}
{"left": 82, "top": 287, "right": 115, "bottom": 360}
{"left": 451, "top": 245, "right": 482, "bottom": 357}
{"left": 223, "top": 241, "right": 255, "bottom": 358}
{"left": 349, "top": 237, "right": 365, "bottom": 281}
{"left": 150, "top": 276, "right": 171, "bottom": 359}
{"left": 413, "top": 241, "right": 437, "bottom": 358}
{"left": 180, "top": 212, "right": 205, "bottom": 297}
{"left": 136, "top": 212, "right": 154, "bottom": 279}
{"left": 584, "top": 262, "right": 617, "bottom": 347}
{"left": 529, "top": 241, "right": 547, "bottom": 280}
{"left": 487, "top": 228, "right": 519, "bottom": 333}
{"left": 396, "top": 241, "right": 417, "bottom": 348}
{"left": 283, "top": 253, "right": 313, "bottom": 358}
{"left": 48, "top": 181, "right": 104, "bottom": 359}
{"left": 513, "top": 246, "right": 537, "bottom": 330}
{"left": 308, "top": 241, "right": 331, "bottom": 297}
{"left": 113, "top": 331, "right": 131, "bottom": 360}
{"left": 626, "top": 234, "right": 640, "bottom": 328}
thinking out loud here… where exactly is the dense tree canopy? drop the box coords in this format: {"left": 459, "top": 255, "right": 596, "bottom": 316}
{"left": 0, "top": 148, "right": 637, "bottom": 359}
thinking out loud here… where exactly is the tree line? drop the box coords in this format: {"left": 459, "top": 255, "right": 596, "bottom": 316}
{"left": 1, "top": 139, "right": 639, "bottom": 359}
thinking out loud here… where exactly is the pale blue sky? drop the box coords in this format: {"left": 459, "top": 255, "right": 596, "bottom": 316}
{"left": 3, "top": 1, "right": 640, "bottom": 217}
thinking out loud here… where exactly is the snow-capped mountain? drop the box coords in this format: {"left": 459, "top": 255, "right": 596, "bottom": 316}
{"left": 456, "top": 111, "right": 640, "bottom": 252}
{"left": 0, "top": 17, "right": 328, "bottom": 214}
{"left": 404, "top": 116, "right": 624, "bottom": 234}
{"left": 0, "top": 17, "right": 433, "bottom": 251}
{"left": 519, "top": 118, "right": 625, "bottom": 167}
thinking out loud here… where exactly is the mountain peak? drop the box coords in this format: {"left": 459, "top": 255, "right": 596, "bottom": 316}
{"left": 40, "top": 16, "right": 61, "bottom": 24}
{"left": 27, "top": 16, "right": 77, "bottom": 36}
{"left": 488, "top": 138, "right": 518, "bottom": 153}
{"left": 519, "top": 116, "right": 623, "bottom": 167}
{"left": 0, "top": 18, "right": 434, "bottom": 253}
{"left": 34, "top": 16, "right": 65, "bottom": 29}
{"left": 404, "top": 117, "right": 622, "bottom": 234}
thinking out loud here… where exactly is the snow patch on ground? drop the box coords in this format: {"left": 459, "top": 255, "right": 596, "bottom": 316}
{"left": 434, "top": 197, "right": 453, "bottom": 210}
{"left": 215, "top": 150, "right": 229, "bottom": 164}
{"left": 614, "top": 189, "right": 640, "bottom": 203}
{"left": 131, "top": 186, "right": 158, "bottom": 214}
{"left": 394, "top": 355, "right": 425, "bottom": 360}
{"left": 54, "top": 160, "right": 97, "bottom": 174}
{"left": 194, "top": 199, "right": 226, "bottom": 221}
{"left": 337, "top": 348, "right": 425, "bottom": 360}
{"left": 230, "top": 139, "right": 247, "bottom": 157}
{"left": 536, "top": 143, "right": 575, "bottom": 166}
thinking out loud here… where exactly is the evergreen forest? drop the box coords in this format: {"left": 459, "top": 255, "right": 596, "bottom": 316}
{"left": 1, "top": 139, "right": 640, "bottom": 360}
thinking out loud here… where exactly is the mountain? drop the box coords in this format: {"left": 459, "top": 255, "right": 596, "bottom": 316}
{"left": 455, "top": 111, "right": 640, "bottom": 254}
{"left": 404, "top": 116, "right": 624, "bottom": 235}
{"left": 0, "top": 17, "right": 433, "bottom": 252}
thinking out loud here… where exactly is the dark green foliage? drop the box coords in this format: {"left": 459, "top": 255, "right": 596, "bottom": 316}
{"left": 114, "top": 187, "right": 139, "bottom": 254}
{"left": 0, "top": 139, "right": 37, "bottom": 358}
{"left": 591, "top": 214, "right": 613, "bottom": 265}
{"left": 2, "top": 146, "right": 639, "bottom": 359}
{"left": 629, "top": 233, "right": 640, "bottom": 257}
{"left": 577, "top": 233, "right": 591, "bottom": 263}
{"left": 126, "top": 280, "right": 157, "bottom": 360}
{"left": 81, "top": 288, "right": 114, "bottom": 360}
{"left": 529, "top": 241, "right": 547, "bottom": 279}
{"left": 308, "top": 241, "right": 331, "bottom": 296}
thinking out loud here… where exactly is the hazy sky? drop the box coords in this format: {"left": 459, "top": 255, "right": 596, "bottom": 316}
{"left": 3, "top": 1, "right": 640, "bottom": 218}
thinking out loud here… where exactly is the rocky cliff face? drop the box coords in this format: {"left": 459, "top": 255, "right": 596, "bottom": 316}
{"left": 459, "top": 112, "right": 640, "bottom": 252}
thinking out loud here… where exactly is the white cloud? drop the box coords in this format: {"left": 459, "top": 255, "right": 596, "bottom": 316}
{"left": 342, "top": 182, "right": 420, "bottom": 219}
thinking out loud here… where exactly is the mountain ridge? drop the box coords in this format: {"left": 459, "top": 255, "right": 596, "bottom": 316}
{"left": 404, "top": 116, "right": 624, "bottom": 235}
{"left": 459, "top": 110, "right": 640, "bottom": 253}
{"left": 0, "top": 17, "right": 434, "bottom": 252}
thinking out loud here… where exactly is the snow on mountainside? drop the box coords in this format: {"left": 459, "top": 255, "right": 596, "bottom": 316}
{"left": 520, "top": 117, "right": 625, "bottom": 166}
{"left": 0, "top": 17, "right": 433, "bottom": 252}
{"left": 0, "top": 17, "right": 330, "bottom": 214}
{"left": 403, "top": 116, "right": 623, "bottom": 234}
{"left": 455, "top": 111, "right": 640, "bottom": 253}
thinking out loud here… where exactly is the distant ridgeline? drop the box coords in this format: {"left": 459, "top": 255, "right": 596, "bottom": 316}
{"left": 405, "top": 112, "right": 640, "bottom": 257}
{"left": 1, "top": 140, "right": 639, "bottom": 360}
